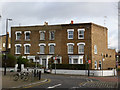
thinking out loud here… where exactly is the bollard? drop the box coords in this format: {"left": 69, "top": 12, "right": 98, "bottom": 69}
{"left": 34, "top": 69, "right": 36, "bottom": 77}
{"left": 39, "top": 71, "right": 41, "bottom": 80}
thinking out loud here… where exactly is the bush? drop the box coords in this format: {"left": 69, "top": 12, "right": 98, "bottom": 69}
{"left": 2, "top": 54, "right": 17, "bottom": 67}
{"left": 50, "top": 64, "right": 88, "bottom": 70}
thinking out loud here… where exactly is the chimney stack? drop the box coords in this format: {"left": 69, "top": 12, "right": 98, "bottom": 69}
{"left": 71, "top": 20, "right": 73, "bottom": 24}
{"left": 44, "top": 22, "right": 48, "bottom": 26}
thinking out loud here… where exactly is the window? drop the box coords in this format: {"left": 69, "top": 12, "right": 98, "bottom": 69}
{"left": 73, "top": 59, "right": 78, "bottom": 64}
{"left": 95, "top": 61, "right": 97, "bottom": 69}
{"left": 80, "top": 59, "right": 83, "bottom": 64}
{"left": 67, "top": 29, "right": 74, "bottom": 39}
{"left": 40, "top": 31, "right": 45, "bottom": 40}
{"left": 67, "top": 43, "right": 74, "bottom": 54}
{"left": 78, "top": 29, "right": 85, "bottom": 39}
{"left": 49, "top": 45, "right": 54, "bottom": 54}
{"left": 77, "top": 43, "right": 85, "bottom": 54}
{"left": 3, "top": 43, "right": 5, "bottom": 47}
{"left": 24, "top": 44, "right": 31, "bottom": 54}
{"left": 49, "top": 31, "right": 55, "bottom": 40}
{"left": 69, "top": 58, "right": 72, "bottom": 64}
{"left": 15, "top": 31, "right": 21, "bottom": 40}
{"left": 15, "top": 44, "right": 21, "bottom": 54}
{"left": 8, "top": 44, "right": 11, "bottom": 48}
{"left": 48, "top": 43, "right": 56, "bottom": 54}
{"left": 24, "top": 31, "right": 31, "bottom": 40}
{"left": 99, "top": 60, "right": 101, "bottom": 70}
{"left": 94, "top": 45, "right": 97, "bottom": 54}
{"left": 39, "top": 43, "right": 46, "bottom": 54}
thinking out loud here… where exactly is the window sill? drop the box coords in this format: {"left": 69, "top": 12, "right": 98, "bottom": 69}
{"left": 68, "top": 38, "right": 73, "bottom": 40}
{"left": 25, "top": 39, "right": 30, "bottom": 41}
{"left": 15, "top": 53, "right": 21, "bottom": 55}
{"left": 68, "top": 52, "right": 73, "bottom": 54}
{"left": 15, "top": 39, "right": 21, "bottom": 41}
{"left": 24, "top": 53, "right": 30, "bottom": 54}
{"left": 39, "top": 53, "right": 45, "bottom": 54}
{"left": 78, "top": 52, "right": 84, "bottom": 54}
{"left": 78, "top": 38, "right": 84, "bottom": 39}
{"left": 49, "top": 53, "right": 54, "bottom": 54}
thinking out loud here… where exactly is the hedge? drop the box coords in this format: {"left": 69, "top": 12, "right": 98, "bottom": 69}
{"left": 50, "top": 64, "right": 88, "bottom": 70}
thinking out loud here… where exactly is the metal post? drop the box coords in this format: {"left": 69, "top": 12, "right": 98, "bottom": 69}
{"left": 54, "top": 56, "right": 57, "bottom": 75}
{"left": 102, "top": 53, "right": 103, "bottom": 76}
{"left": 4, "top": 18, "right": 12, "bottom": 75}
{"left": 88, "top": 63, "right": 89, "bottom": 76}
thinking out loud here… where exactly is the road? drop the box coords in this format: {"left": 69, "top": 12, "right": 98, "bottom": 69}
{"left": 24, "top": 74, "right": 118, "bottom": 89}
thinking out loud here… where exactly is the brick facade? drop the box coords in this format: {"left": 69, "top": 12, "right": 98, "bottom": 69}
{"left": 10, "top": 22, "right": 116, "bottom": 69}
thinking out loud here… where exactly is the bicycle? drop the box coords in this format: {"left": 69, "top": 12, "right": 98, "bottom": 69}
{"left": 13, "top": 72, "right": 29, "bottom": 81}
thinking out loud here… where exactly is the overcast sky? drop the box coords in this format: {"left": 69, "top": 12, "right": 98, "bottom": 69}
{"left": 0, "top": 2, "right": 118, "bottom": 50}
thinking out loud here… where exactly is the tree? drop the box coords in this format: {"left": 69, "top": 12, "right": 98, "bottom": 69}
{"left": 2, "top": 54, "right": 17, "bottom": 67}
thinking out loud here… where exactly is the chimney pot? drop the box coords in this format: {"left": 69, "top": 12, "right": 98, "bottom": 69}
{"left": 71, "top": 20, "right": 73, "bottom": 24}
{"left": 44, "top": 22, "right": 48, "bottom": 26}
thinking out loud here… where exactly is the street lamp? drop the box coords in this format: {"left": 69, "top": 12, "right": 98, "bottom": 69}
{"left": 4, "top": 18, "right": 12, "bottom": 75}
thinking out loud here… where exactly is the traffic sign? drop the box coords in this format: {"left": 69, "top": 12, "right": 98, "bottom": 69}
{"left": 88, "top": 60, "right": 91, "bottom": 64}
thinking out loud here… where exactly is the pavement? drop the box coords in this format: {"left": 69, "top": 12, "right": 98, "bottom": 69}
{"left": 1, "top": 72, "right": 119, "bottom": 89}
{"left": 2, "top": 71, "right": 49, "bottom": 89}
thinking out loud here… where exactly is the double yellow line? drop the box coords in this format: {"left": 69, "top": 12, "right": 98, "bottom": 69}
{"left": 23, "top": 79, "right": 51, "bottom": 88}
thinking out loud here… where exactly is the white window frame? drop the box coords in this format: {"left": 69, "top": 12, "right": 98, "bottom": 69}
{"left": 78, "top": 29, "right": 85, "bottom": 39}
{"left": 69, "top": 55, "right": 83, "bottom": 64}
{"left": 67, "top": 43, "right": 74, "bottom": 54}
{"left": 95, "top": 61, "right": 97, "bottom": 69}
{"left": 39, "top": 31, "right": 46, "bottom": 40}
{"left": 48, "top": 43, "right": 56, "bottom": 54}
{"left": 67, "top": 29, "right": 74, "bottom": 39}
{"left": 49, "top": 31, "right": 55, "bottom": 40}
{"left": 99, "top": 60, "right": 102, "bottom": 70}
{"left": 94, "top": 45, "right": 97, "bottom": 54}
{"left": 15, "top": 31, "right": 22, "bottom": 40}
{"left": 3, "top": 43, "right": 5, "bottom": 48}
{"left": 15, "top": 44, "right": 21, "bottom": 54}
{"left": 77, "top": 42, "right": 85, "bottom": 54}
{"left": 24, "top": 31, "right": 31, "bottom": 40}
{"left": 73, "top": 58, "right": 79, "bottom": 64}
{"left": 39, "top": 43, "right": 46, "bottom": 54}
{"left": 24, "top": 44, "right": 31, "bottom": 54}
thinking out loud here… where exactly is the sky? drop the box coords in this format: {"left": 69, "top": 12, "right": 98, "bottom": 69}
{"left": 0, "top": 1, "right": 118, "bottom": 50}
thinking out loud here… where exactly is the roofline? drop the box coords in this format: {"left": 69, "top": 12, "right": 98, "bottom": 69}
{"left": 11, "top": 22, "right": 107, "bottom": 29}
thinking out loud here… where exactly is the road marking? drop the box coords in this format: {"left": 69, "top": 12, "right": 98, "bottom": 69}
{"left": 23, "top": 79, "right": 51, "bottom": 88}
{"left": 48, "top": 84, "right": 62, "bottom": 88}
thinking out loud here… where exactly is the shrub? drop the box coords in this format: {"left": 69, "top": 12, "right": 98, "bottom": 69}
{"left": 50, "top": 64, "right": 88, "bottom": 70}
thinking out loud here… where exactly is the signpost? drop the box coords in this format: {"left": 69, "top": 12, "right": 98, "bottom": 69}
{"left": 88, "top": 60, "right": 91, "bottom": 76}
{"left": 55, "top": 56, "right": 57, "bottom": 74}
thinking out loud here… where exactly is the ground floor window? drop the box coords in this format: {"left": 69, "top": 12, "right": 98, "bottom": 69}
{"left": 95, "top": 61, "right": 97, "bottom": 69}
{"left": 99, "top": 60, "right": 102, "bottom": 70}
{"left": 69, "top": 55, "right": 83, "bottom": 64}
{"left": 73, "top": 59, "right": 78, "bottom": 64}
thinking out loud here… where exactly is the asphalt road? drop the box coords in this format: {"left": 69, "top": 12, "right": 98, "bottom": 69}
{"left": 28, "top": 74, "right": 98, "bottom": 89}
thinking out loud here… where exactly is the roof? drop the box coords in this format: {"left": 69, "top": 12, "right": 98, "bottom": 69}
{"left": 11, "top": 22, "right": 107, "bottom": 29}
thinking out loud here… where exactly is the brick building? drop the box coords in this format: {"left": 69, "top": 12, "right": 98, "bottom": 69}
{"left": 10, "top": 21, "right": 116, "bottom": 70}
{"left": 0, "top": 34, "right": 11, "bottom": 53}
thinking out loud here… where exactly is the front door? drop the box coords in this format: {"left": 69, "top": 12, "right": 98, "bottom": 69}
{"left": 42, "top": 59, "right": 46, "bottom": 68}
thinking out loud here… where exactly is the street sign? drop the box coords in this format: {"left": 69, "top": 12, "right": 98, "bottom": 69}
{"left": 88, "top": 60, "right": 91, "bottom": 64}
{"left": 55, "top": 57, "right": 57, "bottom": 60}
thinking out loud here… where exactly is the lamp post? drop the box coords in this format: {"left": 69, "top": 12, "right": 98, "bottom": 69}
{"left": 4, "top": 18, "right": 12, "bottom": 75}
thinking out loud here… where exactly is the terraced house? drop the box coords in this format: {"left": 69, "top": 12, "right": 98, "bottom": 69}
{"left": 10, "top": 21, "right": 116, "bottom": 70}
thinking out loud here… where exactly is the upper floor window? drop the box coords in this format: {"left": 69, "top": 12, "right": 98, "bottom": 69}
{"left": 15, "top": 44, "right": 21, "bottom": 54}
{"left": 48, "top": 43, "right": 56, "bottom": 54}
{"left": 78, "top": 29, "right": 85, "bottom": 39}
{"left": 39, "top": 43, "right": 46, "bottom": 54}
{"left": 67, "top": 43, "right": 74, "bottom": 54}
{"left": 15, "top": 31, "right": 22, "bottom": 40}
{"left": 49, "top": 31, "right": 55, "bottom": 40}
{"left": 67, "top": 29, "right": 74, "bottom": 39}
{"left": 77, "top": 42, "right": 85, "bottom": 54}
{"left": 24, "top": 44, "right": 31, "bottom": 54}
{"left": 94, "top": 45, "right": 97, "bottom": 54}
{"left": 24, "top": 31, "right": 31, "bottom": 40}
{"left": 39, "top": 31, "right": 45, "bottom": 40}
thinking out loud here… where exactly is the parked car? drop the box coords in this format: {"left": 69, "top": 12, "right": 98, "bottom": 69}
{"left": 44, "top": 69, "right": 51, "bottom": 74}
